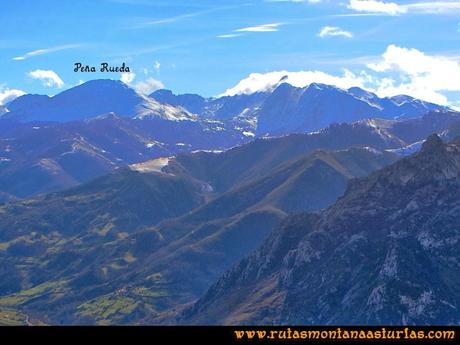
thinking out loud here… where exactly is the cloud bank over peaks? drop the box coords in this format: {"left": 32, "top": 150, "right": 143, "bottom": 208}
{"left": 134, "top": 78, "right": 164, "bottom": 94}
{"left": 119, "top": 71, "right": 164, "bottom": 94}
{"left": 120, "top": 72, "right": 136, "bottom": 84}
{"left": 221, "top": 69, "right": 370, "bottom": 96}
{"left": 0, "top": 86, "right": 26, "bottom": 105}
{"left": 221, "top": 45, "right": 460, "bottom": 107}
{"left": 368, "top": 44, "right": 460, "bottom": 105}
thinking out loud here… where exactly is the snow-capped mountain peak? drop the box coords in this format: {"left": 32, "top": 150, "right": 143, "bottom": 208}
{"left": 3, "top": 79, "right": 194, "bottom": 123}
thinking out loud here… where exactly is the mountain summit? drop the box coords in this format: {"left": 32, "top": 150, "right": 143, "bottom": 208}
{"left": 4, "top": 80, "right": 193, "bottom": 122}
{"left": 152, "top": 83, "right": 450, "bottom": 136}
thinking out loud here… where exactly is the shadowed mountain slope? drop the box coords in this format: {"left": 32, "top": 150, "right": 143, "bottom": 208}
{"left": 0, "top": 144, "right": 397, "bottom": 324}
{"left": 181, "top": 135, "right": 460, "bottom": 325}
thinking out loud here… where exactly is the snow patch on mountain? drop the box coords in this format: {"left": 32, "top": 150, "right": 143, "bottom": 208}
{"left": 242, "top": 131, "right": 255, "bottom": 137}
{"left": 130, "top": 157, "right": 171, "bottom": 173}
{"left": 387, "top": 140, "right": 424, "bottom": 156}
{"left": 134, "top": 96, "right": 196, "bottom": 121}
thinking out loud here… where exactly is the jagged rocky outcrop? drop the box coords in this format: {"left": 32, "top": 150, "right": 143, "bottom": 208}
{"left": 181, "top": 134, "right": 460, "bottom": 325}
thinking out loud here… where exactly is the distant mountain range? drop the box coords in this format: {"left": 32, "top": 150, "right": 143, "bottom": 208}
{"left": 151, "top": 82, "right": 450, "bottom": 136}
{"left": 0, "top": 79, "right": 454, "bottom": 201}
{"left": 0, "top": 79, "right": 459, "bottom": 326}
{"left": 181, "top": 134, "right": 460, "bottom": 325}
{"left": 0, "top": 106, "right": 458, "bottom": 200}
{"left": 0, "top": 114, "right": 246, "bottom": 200}
{"left": 2, "top": 79, "right": 451, "bottom": 135}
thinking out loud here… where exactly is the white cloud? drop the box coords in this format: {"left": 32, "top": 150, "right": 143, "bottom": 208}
{"left": 235, "top": 23, "right": 282, "bottom": 32}
{"left": 28, "top": 70, "right": 64, "bottom": 88}
{"left": 13, "top": 44, "right": 81, "bottom": 61}
{"left": 154, "top": 61, "right": 161, "bottom": 72}
{"left": 221, "top": 69, "right": 369, "bottom": 96}
{"left": 367, "top": 44, "right": 460, "bottom": 105}
{"left": 221, "top": 44, "right": 460, "bottom": 107}
{"left": 347, "top": 0, "right": 405, "bottom": 15}
{"left": 139, "top": 62, "right": 161, "bottom": 75}
{"left": 132, "top": 8, "right": 216, "bottom": 28}
{"left": 119, "top": 70, "right": 163, "bottom": 94}
{"left": 347, "top": 0, "right": 460, "bottom": 15}
{"left": 219, "top": 23, "right": 281, "bottom": 40}
{"left": 0, "top": 87, "right": 26, "bottom": 105}
{"left": 405, "top": 1, "right": 460, "bottom": 14}
{"left": 130, "top": 5, "right": 241, "bottom": 29}
{"left": 134, "top": 78, "right": 164, "bottom": 94}
{"left": 319, "top": 26, "right": 353, "bottom": 38}
{"left": 120, "top": 72, "right": 136, "bottom": 84}
{"left": 217, "top": 34, "right": 243, "bottom": 38}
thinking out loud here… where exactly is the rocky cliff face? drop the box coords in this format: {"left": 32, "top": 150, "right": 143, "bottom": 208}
{"left": 181, "top": 134, "right": 460, "bottom": 325}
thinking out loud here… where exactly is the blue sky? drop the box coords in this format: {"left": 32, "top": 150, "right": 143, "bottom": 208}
{"left": 1, "top": 0, "right": 460, "bottom": 107}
